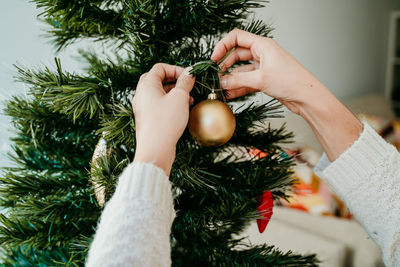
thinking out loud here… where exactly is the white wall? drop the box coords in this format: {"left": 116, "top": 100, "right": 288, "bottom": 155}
{"left": 256, "top": 0, "right": 395, "bottom": 100}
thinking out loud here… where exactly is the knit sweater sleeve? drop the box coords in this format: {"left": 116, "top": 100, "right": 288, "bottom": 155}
{"left": 314, "top": 123, "right": 400, "bottom": 267}
{"left": 86, "top": 162, "right": 175, "bottom": 267}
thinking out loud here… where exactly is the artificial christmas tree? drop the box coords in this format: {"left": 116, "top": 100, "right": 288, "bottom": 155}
{"left": 0, "top": 1, "right": 318, "bottom": 266}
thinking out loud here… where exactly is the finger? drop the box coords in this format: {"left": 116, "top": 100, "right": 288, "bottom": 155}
{"left": 163, "top": 83, "right": 176, "bottom": 93}
{"left": 173, "top": 67, "right": 195, "bottom": 93}
{"left": 220, "top": 65, "right": 258, "bottom": 99}
{"left": 220, "top": 70, "right": 264, "bottom": 91}
{"left": 217, "top": 64, "right": 255, "bottom": 90}
{"left": 138, "top": 72, "right": 148, "bottom": 82}
{"left": 219, "top": 48, "right": 253, "bottom": 71}
{"left": 211, "top": 28, "right": 259, "bottom": 62}
{"left": 147, "top": 63, "right": 184, "bottom": 85}
{"left": 226, "top": 87, "right": 257, "bottom": 99}
{"left": 190, "top": 96, "right": 194, "bottom": 105}
{"left": 217, "top": 64, "right": 255, "bottom": 82}
{"left": 133, "top": 72, "right": 148, "bottom": 102}
{"left": 230, "top": 64, "right": 256, "bottom": 73}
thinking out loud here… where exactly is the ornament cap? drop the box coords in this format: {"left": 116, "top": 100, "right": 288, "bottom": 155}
{"left": 208, "top": 93, "right": 218, "bottom": 100}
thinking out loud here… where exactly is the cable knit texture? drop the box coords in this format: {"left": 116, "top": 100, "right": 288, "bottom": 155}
{"left": 315, "top": 123, "right": 400, "bottom": 267}
{"left": 86, "top": 162, "right": 175, "bottom": 267}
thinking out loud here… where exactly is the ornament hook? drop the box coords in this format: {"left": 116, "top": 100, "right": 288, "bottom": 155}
{"left": 208, "top": 92, "right": 218, "bottom": 100}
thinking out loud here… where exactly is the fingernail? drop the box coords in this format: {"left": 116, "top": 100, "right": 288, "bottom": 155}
{"left": 220, "top": 77, "right": 227, "bottom": 88}
{"left": 184, "top": 66, "right": 193, "bottom": 77}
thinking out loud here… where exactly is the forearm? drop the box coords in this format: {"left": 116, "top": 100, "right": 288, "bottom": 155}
{"left": 297, "top": 83, "right": 363, "bottom": 161}
{"left": 86, "top": 162, "right": 175, "bottom": 267}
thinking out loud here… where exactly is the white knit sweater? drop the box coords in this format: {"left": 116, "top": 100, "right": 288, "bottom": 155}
{"left": 86, "top": 123, "right": 400, "bottom": 267}
{"left": 314, "top": 123, "right": 400, "bottom": 267}
{"left": 86, "top": 162, "right": 175, "bottom": 267}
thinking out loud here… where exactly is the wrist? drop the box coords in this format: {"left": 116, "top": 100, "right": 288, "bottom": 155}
{"left": 297, "top": 83, "right": 335, "bottom": 119}
{"left": 134, "top": 142, "right": 176, "bottom": 176}
{"left": 278, "top": 72, "right": 330, "bottom": 116}
{"left": 298, "top": 87, "right": 363, "bottom": 161}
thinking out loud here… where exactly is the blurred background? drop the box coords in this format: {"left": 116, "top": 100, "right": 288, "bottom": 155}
{"left": 1, "top": 0, "right": 399, "bottom": 266}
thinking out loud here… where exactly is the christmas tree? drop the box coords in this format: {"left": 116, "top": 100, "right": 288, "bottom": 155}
{"left": 0, "top": 0, "right": 318, "bottom": 266}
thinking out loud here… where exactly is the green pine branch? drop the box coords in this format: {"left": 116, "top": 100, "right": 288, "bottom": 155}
{"left": 98, "top": 103, "right": 135, "bottom": 146}
{"left": 34, "top": 0, "right": 126, "bottom": 50}
{"left": 1, "top": 245, "right": 84, "bottom": 267}
{"left": 15, "top": 59, "right": 110, "bottom": 122}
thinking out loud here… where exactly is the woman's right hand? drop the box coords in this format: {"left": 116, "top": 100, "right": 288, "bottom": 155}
{"left": 212, "top": 29, "right": 363, "bottom": 161}
{"left": 211, "top": 28, "right": 329, "bottom": 116}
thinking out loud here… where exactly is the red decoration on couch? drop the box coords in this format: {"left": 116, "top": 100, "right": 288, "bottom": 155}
{"left": 256, "top": 191, "right": 274, "bottom": 233}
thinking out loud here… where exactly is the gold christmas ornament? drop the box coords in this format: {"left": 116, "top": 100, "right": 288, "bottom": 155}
{"left": 188, "top": 92, "right": 236, "bottom": 146}
{"left": 90, "top": 132, "right": 111, "bottom": 207}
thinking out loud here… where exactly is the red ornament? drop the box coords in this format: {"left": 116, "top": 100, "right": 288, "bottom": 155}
{"left": 256, "top": 191, "right": 274, "bottom": 233}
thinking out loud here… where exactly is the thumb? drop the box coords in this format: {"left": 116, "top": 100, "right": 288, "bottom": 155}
{"left": 173, "top": 67, "right": 195, "bottom": 93}
{"left": 220, "top": 70, "right": 264, "bottom": 91}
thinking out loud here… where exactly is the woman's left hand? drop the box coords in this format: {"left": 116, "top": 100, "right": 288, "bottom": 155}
{"left": 132, "top": 63, "right": 195, "bottom": 175}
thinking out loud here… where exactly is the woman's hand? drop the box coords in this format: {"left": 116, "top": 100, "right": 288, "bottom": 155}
{"left": 212, "top": 29, "right": 363, "bottom": 161}
{"left": 212, "top": 28, "right": 330, "bottom": 115}
{"left": 132, "top": 63, "right": 195, "bottom": 175}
